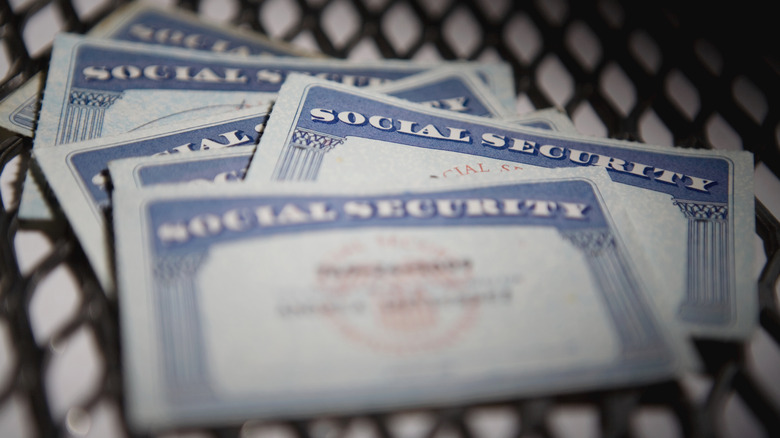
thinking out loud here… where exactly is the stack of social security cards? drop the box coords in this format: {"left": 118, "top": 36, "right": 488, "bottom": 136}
{"left": 12, "top": 1, "right": 757, "bottom": 432}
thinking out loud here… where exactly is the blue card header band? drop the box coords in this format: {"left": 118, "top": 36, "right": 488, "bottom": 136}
{"left": 72, "top": 46, "right": 419, "bottom": 92}
{"left": 296, "top": 85, "right": 731, "bottom": 203}
{"left": 148, "top": 181, "right": 608, "bottom": 256}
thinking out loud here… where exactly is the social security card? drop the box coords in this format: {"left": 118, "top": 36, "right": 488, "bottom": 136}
{"left": 35, "top": 33, "right": 513, "bottom": 147}
{"left": 114, "top": 168, "right": 688, "bottom": 430}
{"left": 88, "top": 2, "right": 322, "bottom": 58}
{"left": 32, "top": 106, "right": 270, "bottom": 293}
{"left": 0, "top": 73, "right": 44, "bottom": 137}
{"left": 370, "top": 70, "right": 578, "bottom": 132}
{"left": 246, "top": 74, "right": 756, "bottom": 339}
{"left": 502, "top": 107, "right": 579, "bottom": 133}
{"left": 370, "top": 69, "right": 514, "bottom": 118}
{"left": 0, "top": 3, "right": 321, "bottom": 138}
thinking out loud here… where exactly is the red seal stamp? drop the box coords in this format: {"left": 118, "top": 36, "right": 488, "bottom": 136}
{"left": 316, "top": 234, "right": 479, "bottom": 354}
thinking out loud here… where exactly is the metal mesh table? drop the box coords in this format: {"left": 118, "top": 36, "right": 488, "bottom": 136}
{"left": 1, "top": 0, "right": 779, "bottom": 436}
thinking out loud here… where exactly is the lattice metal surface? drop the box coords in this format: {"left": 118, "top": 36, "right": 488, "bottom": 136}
{"left": 0, "top": 0, "right": 779, "bottom": 437}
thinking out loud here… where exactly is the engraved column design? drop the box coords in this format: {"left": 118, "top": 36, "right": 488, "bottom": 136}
{"left": 272, "top": 127, "right": 345, "bottom": 181}
{"left": 56, "top": 88, "right": 122, "bottom": 145}
{"left": 561, "top": 229, "right": 665, "bottom": 360}
{"left": 673, "top": 199, "right": 732, "bottom": 323}
{"left": 153, "top": 252, "right": 214, "bottom": 402}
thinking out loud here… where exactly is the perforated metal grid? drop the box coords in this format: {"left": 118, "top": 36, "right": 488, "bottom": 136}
{"left": 1, "top": 0, "right": 779, "bottom": 436}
